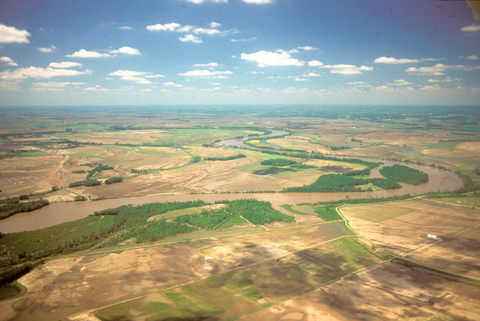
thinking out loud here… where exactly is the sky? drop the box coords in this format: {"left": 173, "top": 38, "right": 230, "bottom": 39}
{"left": 0, "top": 0, "right": 479, "bottom": 107}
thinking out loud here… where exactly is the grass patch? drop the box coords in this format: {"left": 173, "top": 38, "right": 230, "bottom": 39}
{"left": 280, "top": 204, "right": 309, "bottom": 215}
{"left": 314, "top": 206, "right": 342, "bottom": 221}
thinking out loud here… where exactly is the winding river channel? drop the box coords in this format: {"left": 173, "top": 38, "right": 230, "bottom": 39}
{"left": 0, "top": 131, "right": 463, "bottom": 234}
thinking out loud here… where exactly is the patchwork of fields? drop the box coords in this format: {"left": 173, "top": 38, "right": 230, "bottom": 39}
{"left": 1, "top": 107, "right": 480, "bottom": 320}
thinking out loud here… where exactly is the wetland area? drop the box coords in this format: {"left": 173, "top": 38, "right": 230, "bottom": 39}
{"left": 0, "top": 105, "right": 479, "bottom": 321}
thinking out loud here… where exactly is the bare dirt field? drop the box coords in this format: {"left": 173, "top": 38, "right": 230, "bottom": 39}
{"left": 340, "top": 198, "right": 480, "bottom": 275}
{"left": 0, "top": 223, "right": 347, "bottom": 321}
{"left": 244, "top": 261, "right": 480, "bottom": 321}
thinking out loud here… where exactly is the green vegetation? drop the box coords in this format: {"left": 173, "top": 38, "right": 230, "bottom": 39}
{"left": 105, "top": 177, "right": 123, "bottom": 185}
{"left": 314, "top": 206, "right": 342, "bottom": 221}
{"left": 0, "top": 198, "right": 49, "bottom": 220}
{"left": 379, "top": 164, "right": 428, "bottom": 185}
{"left": 205, "top": 154, "right": 246, "bottom": 161}
{"left": 72, "top": 170, "right": 86, "bottom": 174}
{"left": 86, "top": 163, "right": 114, "bottom": 179}
{"left": 0, "top": 199, "right": 294, "bottom": 285}
{"left": 68, "top": 179, "right": 101, "bottom": 188}
{"left": 260, "top": 158, "right": 296, "bottom": 166}
{"left": 280, "top": 204, "right": 309, "bottom": 215}
{"left": 175, "top": 199, "right": 294, "bottom": 228}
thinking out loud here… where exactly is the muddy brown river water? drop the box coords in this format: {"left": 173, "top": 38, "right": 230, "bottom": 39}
{"left": 0, "top": 160, "right": 461, "bottom": 233}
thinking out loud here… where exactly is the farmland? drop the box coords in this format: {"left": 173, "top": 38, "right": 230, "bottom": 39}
{"left": 0, "top": 105, "right": 479, "bottom": 320}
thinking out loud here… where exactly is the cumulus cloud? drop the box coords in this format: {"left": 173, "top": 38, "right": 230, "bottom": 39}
{"left": 374, "top": 56, "right": 436, "bottom": 64}
{"left": 37, "top": 45, "right": 57, "bottom": 53}
{"left": 0, "top": 24, "right": 31, "bottom": 44}
{"left": 406, "top": 63, "right": 480, "bottom": 75}
{"left": 0, "top": 67, "right": 92, "bottom": 80}
{"left": 309, "top": 63, "right": 373, "bottom": 75}
{"left": 427, "top": 76, "right": 461, "bottom": 83}
{"left": 461, "top": 24, "right": 480, "bottom": 32}
{"left": 109, "top": 69, "right": 164, "bottom": 84}
{"left": 0, "top": 80, "right": 20, "bottom": 91}
{"left": 146, "top": 22, "right": 182, "bottom": 32}
{"left": 241, "top": 50, "right": 304, "bottom": 67}
{"left": 163, "top": 82, "right": 183, "bottom": 87}
{"left": 178, "top": 69, "right": 233, "bottom": 78}
{"left": 303, "top": 72, "right": 321, "bottom": 77}
{"left": 388, "top": 79, "right": 414, "bottom": 86}
{"left": 32, "top": 81, "right": 85, "bottom": 91}
{"left": 119, "top": 26, "right": 133, "bottom": 30}
{"left": 83, "top": 85, "right": 109, "bottom": 92}
{"left": 66, "top": 49, "right": 110, "bottom": 58}
{"left": 49, "top": 61, "right": 82, "bottom": 69}
{"left": 179, "top": 34, "right": 202, "bottom": 43}
{"left": 298, "top": 46, "right": 319, "bottom": 51}
{"left": 109, "top": 46, "right": 141, "bottom": 55}
{"left": 308, "top": 60, "right": 324, "bottom": 67}
{"left": 0, "top": 56, "right": 18, "bottom": 67}
{"left": 193, "top": 62, "right": 219, "bottom": 68}
{"left": 467, "top": 55, "right": 479, "bottom": 60}
{"left": 230, "top": 37, "right": 257, "bottom": 43}
{"left": 147, "top": 21, "right": 227, "bottom": 43}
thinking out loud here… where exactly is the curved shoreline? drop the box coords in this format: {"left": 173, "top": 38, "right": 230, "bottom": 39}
{"left": 0, "top": 161, "right": 462, "bottom": 234}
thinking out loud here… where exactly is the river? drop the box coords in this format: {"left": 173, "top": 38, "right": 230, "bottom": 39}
{"left": 0, "top": 131, "right": 463, "bottom": 234}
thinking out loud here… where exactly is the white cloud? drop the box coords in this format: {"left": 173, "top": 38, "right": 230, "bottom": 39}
{"left": 230, "top": 37, "right": 257, "bottom": 42}
{"left": 294, "top": 78, "right": 308, "bottom": 81}
{"left": 298, "top": 46, "right": 319, "bottom": 51}
{"left": 210, "top": 22, "right": 222, "bottom": 28}
{"left": 179, "top": 34, "right": 202, "bottom": 43}
{"left": 241, "top": 0, "right": 274, "bottom": 4}
{"left": 109, "top": 70, "right": 164, "bottom": 84}
{"left": 0, "top": 24, "right": 31, "bottom": 44}
{"left": 163, "top": 81, "right": 183, "bottom": 87}
{"left": 66, "top": 49, "right": 110, "bottom": 58}
{"left": 241, "top": 50, "right": 304, "bottom": 67}
{"left": 303, "top": 72, "right": 321, "bottom": 77}
{"left": 194, "top": 62, "right": 219, "bottom": 68}
{"left": 0, "top": 80, "right": 20, "bottom": 91}
{"left": 406, "top": 63, "right": 480, "bottom": 76}
{"left": 192, "top": 27, "right": 222, "bottom": 35}
{"left": 374, "top": 56, "right": 436, "bottom": 64}
{"left": 178, "top": 69, "right": 233, "bottom": 78}
{"left": 308, "top": 60, "right": 323, "bottom": 67}
{"left": 109, "top": 46, "right": 141, "bottom": 55}
{"left": 32, "top": 81, "right": 84, "bottom": 91}
{"left": 347, "top": 81, "right": 367, "bottom": 85}
{"left": 49, "top": 61, "right": 82, "bottom": 69}
{"left": 388, "top": 79, "right": 414, "bottom": 86}
{"left": 419, "top": 85, "right": 442, "bottom": 91}
{"left": 146, "top": 22, "right": 182, "bottom": 32}
{"left": 467, "top": 55, "right": 479, "bottom": 60}
{"left": 0, "top": 67, "right": 92, "bottom": 80}
{"left": 427, "top": 76, "right": 461, "bottom": 83}
{"left": 37, "top": 45, "right": 57, "bottom": 53}
{"left": 318, "top": 64, "right": 373, "bottom": 75}
{"left": 461, "top": 24, "right": 480, "bottom": 32}
{"left": 147, "top": 21, "right": 229, "bottom": 44}
{"left": 0, "top": 56, "right": 18, "bottom": 67}
{"left": 83, "top": 85, "right": 109, "bottom": 92}
{"left": 119, "top": 26, "right": 133, "bottom": 30}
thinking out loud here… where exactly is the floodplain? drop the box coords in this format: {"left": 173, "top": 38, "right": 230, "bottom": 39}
{"left": 0, "top": 105, "right": 479, "bottom": 321}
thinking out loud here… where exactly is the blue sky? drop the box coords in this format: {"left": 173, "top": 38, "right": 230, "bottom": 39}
{"left": 0, "top": 0, "right": 479, "bottom": 106}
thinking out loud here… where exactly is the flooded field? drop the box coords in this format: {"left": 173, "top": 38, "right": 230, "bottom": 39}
{"left": 0, "top": 160, "right": 462, "bottom": 234}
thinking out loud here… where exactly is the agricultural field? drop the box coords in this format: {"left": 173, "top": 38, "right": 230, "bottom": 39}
{"left": 0, "top": 105, "right": 480, "bottom": 321}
